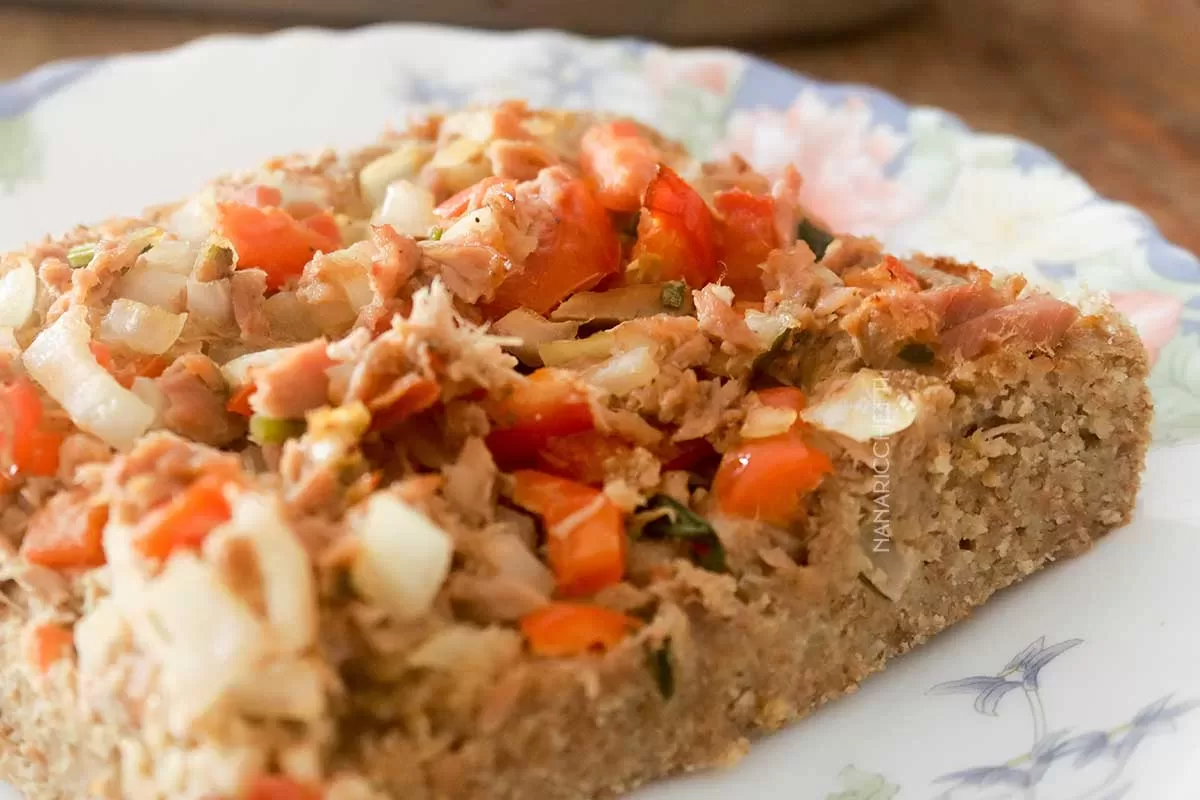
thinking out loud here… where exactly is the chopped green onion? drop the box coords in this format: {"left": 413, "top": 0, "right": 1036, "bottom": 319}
{"left": 66, "top": 243, "right": 97, "bottom": 269}
{"left": 639, "top": 495, "right": 729, "bottom": 573}
{"left": 429, "top": 226, "right": 444, "bottom": 241}
{"left": 645, "top": 639, "right": 675, "bottom": 700}
{"left": 898, "top": 342, "right": 935, "bottom": 364}
{"left": 660, "top": 281, "right": 687, "bottom": 310}
{"left": 249, "top": 415, "right": 306, "bottom": 445}
{"left": 796, "top": 219, "right": 835, "bottom": 261}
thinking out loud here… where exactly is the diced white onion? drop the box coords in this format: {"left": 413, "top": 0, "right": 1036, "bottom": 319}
{"left": 492, "top": 309, "right": 579, "bottom": 365}
{"left": 22, "top": 305, "right": 155, "bottom": 450}
{"left": 220, "top": 346, "right": 297, "bottom": 387}
{"left": 232, "top": 658, "right": 326, "bottom": 721}
{"left": 350, "top": 494, "right": 453, "bottom": 620}
{"left": 113, "top": 264, "right": 189, "bottom": 313}
{"left": 409, "top": 625, "right": 521, "bottom": 674}
{"left": 0, "top": 258, "right": 37, "bottom": 328}
{"left": 359, "top": 142, "right": 435, "bottom": 206}
{"left": 166, "top": 190, "right": 219, "bottom": 242}
{"left": 137, "top": 239, "right": 196, "bottom": 276}
{"left": 136, "top": 553, "right": 267, "bottom": 732}
{"left": 551, "top": 284, "right": 689, "bottom": 323}
{"left": 186, "top": 278, "right": 235, "bottom": 326}
{"left": 130, "top": 377, "right": 167, "bottom": 424}
{"left": 479, "top": 533, "right": 555, "bottom": 597}
{"left": 584, "top": 345, "right": 659, "bottom": 395}
{"left": 538, "top": 331, "right": 615, "bottom": 367}
{"left": 428, "top": 137, "right": 491, "bottom": 195}
{"left": 74, "top": 597, "right": 130, "bottom": 681}
{"left": 99, "top": 299, "right": 187, "bottom": 355}
{"left": 206, "top": 493, "right": 316, "bottom": 655}
{"left": 0, "top": 327, "right": 19, "bottom": 353}
{"left": 372, "top": 180, "right": 437, "bottom": 238}
{"left": 740, "top": 405, "right": 798, "bottom": 439}
{"left": 800, "top": 370, "right": 918, "bottom": 442}
{"left": 744, "top": 309, "right": 796, "bottom": 350}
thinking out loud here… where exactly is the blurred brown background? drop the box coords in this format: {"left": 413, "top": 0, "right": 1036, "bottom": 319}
{"left": 2, "top": 0, "right": 1198, "bottom": 254}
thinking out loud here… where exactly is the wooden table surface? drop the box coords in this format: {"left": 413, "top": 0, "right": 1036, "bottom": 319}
{"left": 2, "top": 0, "right": 1198, "bottom": 255}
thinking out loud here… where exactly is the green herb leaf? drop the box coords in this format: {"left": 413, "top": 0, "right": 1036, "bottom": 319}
{"left": 797, "top": 219, "right": 835, "bottom": 260}
{"left": 429, "top": 226, "right": 444, "bottom": 241}
{"left": 640, "top": 495, "right": 729, "bottom": 573}
{"left": 897, "top": 342, "right": 935, "bottom": 364}
{"left": 645, "top": 639, "right": 675, "bottom": 700}
{"left": 66, "top": 242, "right": 97, "bottom": 269}
{"left": 249, "top": 415, "right": 306, "bottom": 445}
{"left": 660, "top": 280, "right": 687, "bottom": 310}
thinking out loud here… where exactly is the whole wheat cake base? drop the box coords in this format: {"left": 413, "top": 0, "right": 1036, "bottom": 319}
{"left": 0, "top": 103, "right": 1150, "bottom": 800}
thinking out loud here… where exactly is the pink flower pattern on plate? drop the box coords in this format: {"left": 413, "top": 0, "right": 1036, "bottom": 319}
{"left": 1109, "top": 291, "right": 1184, "bottom": 366}
{"left": 717, "top": 90, "right": 919, "bottom": 235}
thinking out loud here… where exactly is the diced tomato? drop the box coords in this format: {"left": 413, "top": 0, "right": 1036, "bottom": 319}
{"left": 754, "top": 386, "right": 807, "bottom": 418}
{"left": 216, "top": 203, "right": 342, "bottom": 291}
{"left": 135, "top": 355, "right": 171, "bottom": 380}
{"left": 369, "top": 376, "right": 441, "bottom": 432}
{"left": 230, "top": 185, "right": 284, "bottom": 208}
{"left": 26, "top": 623, "right": 73, "bottom": 674}
{"left": 520, "top": 602, "right": 639, "bottom": 657}
{"left": 20, "top": 491, "right": 108, "bottom": 569}
{"left": 511, "top": 470, "right": 626, "bottom": 597}
{"left": 485, "top": 370, "right": 595, "bottom": 468}
{"left": 135, "top": 474, "right": 234, "bottom": 561}
{"left": 714, "top": 189, "right": 779, "bottom": 301}
{"left": 245, "top": 775, "right": 323, "bottom": 800}
{"left": 631, "top": 166, "right": 719, "bottom": 288}
{"left": 536, "top": 430, "right": 632, "bottom": 486}
{"left": 712, "top": 434, "right": 832, "bottom": 527}
{"left": 484, "top": 176, "right": 621, "bottom": 318}
{"left": 578, "top": 120, "right": 660, "bottom": 213}
{"left": 1, "top": 378, "right": 64, "bottom": 484}
{"left": 658, "top": 437, "right": 717, "bottom": 472}
{"left": 433, "top": 176, "right": 511, "bottom": 219}
{"left": 226, "top": 382, "right": 257, "bottom": 417}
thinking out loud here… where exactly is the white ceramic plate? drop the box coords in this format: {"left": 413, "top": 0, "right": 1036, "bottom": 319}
{"left": 2, "top": 25, "right": 1198, "bottom": 800}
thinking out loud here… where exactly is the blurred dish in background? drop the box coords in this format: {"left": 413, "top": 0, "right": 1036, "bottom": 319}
{"left": 18, "top": 0, "right": 921, "bottom": 41}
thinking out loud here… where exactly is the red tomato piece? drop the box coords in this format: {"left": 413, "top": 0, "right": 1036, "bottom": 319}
{"left": 1, "top": 378, "right": 63, "bottom": 484}
{"left": 511, "top": 470, "right": 626, "bottom": 597}
{"left": 216, "top": 203, "right": 342, "bottom": 291}
{"left": 134, "top": 474, "right": 235, "bottom": 561}
{"left": 579, "top": 120, "right": 660, "bottom": 213}
{"left": 536, "top": 430, "right": 633, "bottom": 486}
{"left": 714, "top": 188, "right": 779, "bottom": 301}
{"left": 520, "top": 602, "right": 639, "bottom": 657}
{"left": 485, "top": 370, "right": 595, "bottom": 468}
{"left": 484, "top": 175, "right": 621, "bottom": 318}
{"left": 245, "top": 776, "right": 323, "bottom": 800}
{"left": 631, "top": 165, "right": 719, "bottom": 288}
{"left": 20, "top": 490, "right": 108, "bottom": 570}
{"left": 712, "top": 435, "right": 832, "bottom": 527}
{"left": 27, "top": 623, "right": 74, "bottom": 674}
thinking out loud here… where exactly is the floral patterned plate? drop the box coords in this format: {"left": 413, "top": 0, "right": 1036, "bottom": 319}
{"left": 1, "top": 25, "right": 1198, "bottom": 800}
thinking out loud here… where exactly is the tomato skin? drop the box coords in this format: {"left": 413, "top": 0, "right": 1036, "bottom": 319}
{"left": 134, "top": 474, "right": 235, "bottom": 561}
{"left": 1, "top": 378, "right": 63, "bottom": 485}
{"left": 20, "top": 491, "right": 109, "bottom": 570}
{"left": 520, "top": 602, "right": 639, "bottom": 657}
{"left": 434, "top": 176, "right": 513, "bottom": 219}
{"left": 712, "top": 435, "right": 831, "bottom": 526}
{"left": 216, "top": 203, "right": 342, "bottom": 291}
{"left": 714, "top": 189, "right": 779, "bottom": 301}
{"left": 579, "top": 121, "right": 660, "bottom": 213}
{"left": 484, "top": 176, "right": 621, "bottom": 318}
{"left": 485, "top": 370, "right": 596, "bottom": 469}
{"left": 753, "top": 386, "right": 807, "bottom": 417}
{"left": 27, "top": 623, "right": 74, "bottom": 674}
{"left": 511, "top": 470, "right": 626, "bottom": 597}
{"left": 535, "top": 430, "right": 632, "bottom": 486}
{"left": 631, "top": 166, "right": 719, "bottom": 288}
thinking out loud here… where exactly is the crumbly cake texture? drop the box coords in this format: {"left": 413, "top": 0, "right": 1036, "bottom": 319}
{"left": 0, "top": 103, "right": 1150, "bottom": 800}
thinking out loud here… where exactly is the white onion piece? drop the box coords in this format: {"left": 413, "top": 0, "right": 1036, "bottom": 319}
{"left": 138, "top": 239, "right": 196, "bottom": 275}
{"left": 744, "top": 309, "right": 796, "bottom": 350}
{"left": 257, "top": 170, "right": 332, "bottom": 209}
{"left": 372, "top": 180, "right": 437, "bottom": 238}
{"left": 113, "top": 264, "right": 188, "bottom": 313}
{"left": 740, "top": 405, "right": 798, "bottom": 439}
{"left": 22, "top": 305, "right": 154, "bottom": 450}
{"left": 585, "top": 345, "right": 659, "bottom": 395}
{"left": 0, "top": 327, "right": 18, "bottom": 353}
{"left": 206, "top": 493, "right": 316, "bottom": 655}
{"left": 219, "top": 346, "right": 297, "bottom": 387}
{"left": 167, "top": 190, "right": 219, "bottom": 242}
{"left": 232, "top": 658, "right": 326, "bottom": 721}
{"left": 0, "top": 258, "right": 36, "bottom": 328}
{"left": 130, "top": 377, "right": 167, "bottom": 424}
{"left": 350, "top": 494, "right": 453, "bottom": 620}
{"left": 538, "top": 331, "right": 615, "bottom": 367}
{"left": 186, "top": 278, "right": 235, "bottom": 326}
{"left": 136, "top": 553, "right": 267, "bottom": 732}
{"left": 341, "top": 270, "right": 374, "bottom": 312}
{"left": 492, "top": 309, "right": 579, "bottom": 365}
{"left": 99, "top": 299, "right": 187, "bottom": 355}
{"left": 800, "top": 370, "right": 918, "bottom": 442}
{"left": 409, "top": 625, "right": 520, "bottom": 673}
{"left": 74, "top": 597, "right": 130, "bottom": 682}
{"left": 359, "top": 142, "right": 435, "bottom": 207}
